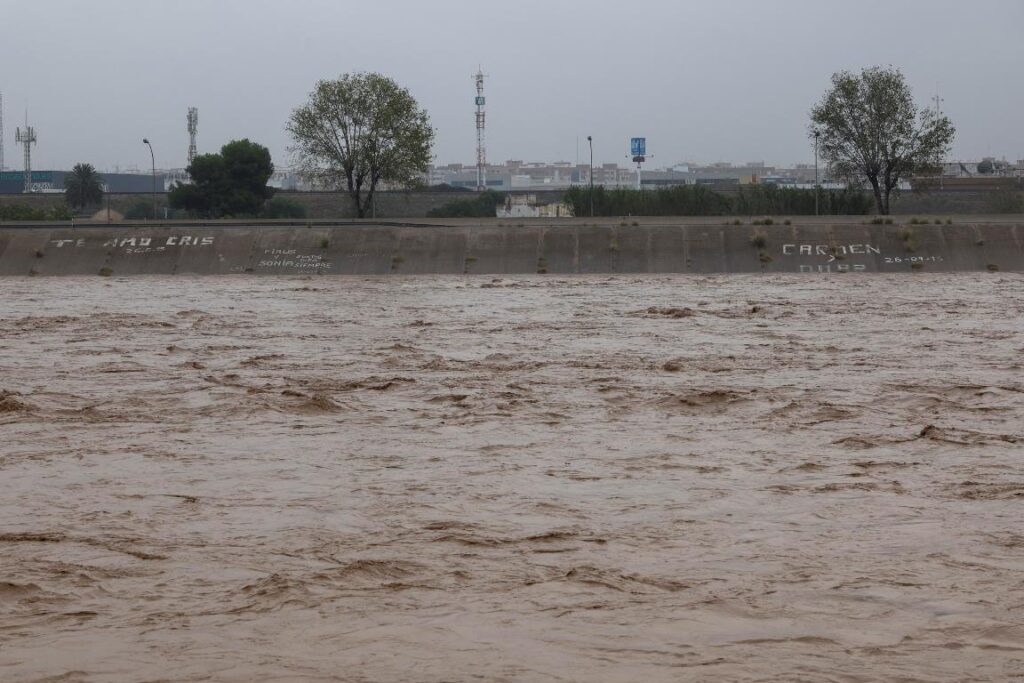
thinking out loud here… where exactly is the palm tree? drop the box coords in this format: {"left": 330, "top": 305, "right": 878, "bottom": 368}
{"left": 65, "top": 163, "right": 105, "bottom": 208}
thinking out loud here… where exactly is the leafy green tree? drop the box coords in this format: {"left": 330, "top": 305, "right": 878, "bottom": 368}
{"left": 976, "top": 159, "right": 994, "bottom": 175}
{"left": 169, "top": 139, "right": 275, "bottom": 217}
{"left": 287, "top": 72, "right": 435, "bottom": 218}
{"left": 64, "top": 163, "right": 104, "bottom": 209}
{"left": 811, "top": 66, "right": 955, "bottom": 215}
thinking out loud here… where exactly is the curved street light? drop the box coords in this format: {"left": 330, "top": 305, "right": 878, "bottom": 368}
{"left": 142, "top": 138, "right": 156, "bottom": 219}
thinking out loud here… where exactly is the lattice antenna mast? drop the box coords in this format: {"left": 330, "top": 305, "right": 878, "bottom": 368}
{"left": 187, "top": 107, "right": 199, "bottom": 166}
{"left": 15, "top": 111, "right": 37, "bottom": 193}
{"left": 932, "top": 87, "right": 946, "bottom": 189}
{"left": 474, "top": 68, "right": 487, "bottom": 191}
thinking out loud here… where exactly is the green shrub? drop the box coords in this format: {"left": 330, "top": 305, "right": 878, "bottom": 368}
{"left": 732, "top": 184, "right": 872, "bottom": 216}
{"left": 123, "top": 201, "right": 157, "bottom": 220}
{"left": 263, "top": 197, "right": 308, "bottom": 219}
{"left": 988, "top": 191, "right": 1024, "bottom": 214}
{"left": 0, "top": 203, "right": 71, "bottom": 221}
{"left": 426, "top": 190, "right": 506, "bottom": 218}
{"left": 48, "top": 204, "right": 73, "bottom": 220}
{"left": 564, "top": 184, "right": 732, "bottom": 217}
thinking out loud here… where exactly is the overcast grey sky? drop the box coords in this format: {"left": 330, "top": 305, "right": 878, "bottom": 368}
{"left": 3, "top": 0, "right": 1022, "bottom": 172}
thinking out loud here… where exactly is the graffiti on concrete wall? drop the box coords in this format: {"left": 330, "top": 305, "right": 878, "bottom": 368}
{"left": 255, "top": 249, "right": 332, "bottom": 271}
{"left": 49, "top": 235, "right": 215, "bottom": 252}
{"left": 781, "top": 242, "right": 944, "bottom": 272}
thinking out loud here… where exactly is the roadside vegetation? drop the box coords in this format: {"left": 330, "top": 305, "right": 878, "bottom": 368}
{"left": 0, "top": 204, "right": 74, "bottom": 221}
{"left": 561, "top": 185, "right": 872, "bottom": 218}
{"left": 426, "top": 190, "right": 506, "bottom": 218}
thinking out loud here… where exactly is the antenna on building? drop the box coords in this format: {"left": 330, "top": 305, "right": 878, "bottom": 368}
{"left": 15, "top": 110, "right": 37, "bottom": 193}
{"left": 473, "top": 68, "right": 487, "bottom": 191}
{"left": 187, "top": 107, "right": 199, "bottom": 166}
{"left": 0, "top": 91, "right": 5, "bottom": 171}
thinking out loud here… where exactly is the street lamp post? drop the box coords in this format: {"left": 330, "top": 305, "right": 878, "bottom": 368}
{"left": 813, "top": 130, "right": 820, "bottom": 217}
{"left": 142, "top": 138, "right": 156, "bottom": 219}
{"left": 587, "top": 135, "right": 594, "bottom": 217}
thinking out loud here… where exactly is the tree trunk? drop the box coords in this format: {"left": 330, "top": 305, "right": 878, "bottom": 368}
{"left": 361, "top": 183, "right": 376, "bottom": 219}
{"left": 346, "top": 171, "right": 365, "bottom": 219}
{"left": 868, "top": 177, "right": 885, "bottom": 215}
{"left": 882, "top": 187, "right": 892, "bottom": 215}
{"left": 350, "top": 190, "right": 365, "bottom": 218}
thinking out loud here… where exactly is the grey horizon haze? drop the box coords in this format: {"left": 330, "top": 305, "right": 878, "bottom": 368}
{"left": 2, "top": 0, "right": 1021, "bottom": 173}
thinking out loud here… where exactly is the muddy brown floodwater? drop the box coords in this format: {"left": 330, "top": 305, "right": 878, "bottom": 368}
{"left": 1, "top": 274, "right": 1023, "bottom": 682}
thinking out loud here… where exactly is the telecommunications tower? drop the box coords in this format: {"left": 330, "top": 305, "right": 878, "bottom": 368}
{"left": 187, "top": 107, "right": 198, "bottom": 166}
{"left": 15, "top": 113, "right": 36, "bottom": 193}
{"left": 473, "top": 69, "right": 487, "bottom": 191}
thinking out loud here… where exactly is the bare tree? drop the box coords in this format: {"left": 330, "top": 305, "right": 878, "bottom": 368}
{"left": 811, "top": 66, "right": 955, "bottom": 215}
{"left": 287, "top": 73, "right": 434, "bottom": 218}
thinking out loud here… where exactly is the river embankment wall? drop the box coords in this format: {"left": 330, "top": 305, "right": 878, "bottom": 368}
{"left": 1, "top": 218, "right": 1021, "bottom": 276}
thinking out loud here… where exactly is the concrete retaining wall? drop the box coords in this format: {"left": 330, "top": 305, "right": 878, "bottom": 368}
{"left": 2, "top": 219, "right": 1021, "bottom": 276}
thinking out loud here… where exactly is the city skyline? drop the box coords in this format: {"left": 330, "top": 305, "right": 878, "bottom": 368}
{"left": 2, "top": 0, "right": 1022, "bottom": 173}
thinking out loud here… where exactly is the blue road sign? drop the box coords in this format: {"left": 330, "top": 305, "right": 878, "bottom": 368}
{"left": 630, "top": 137, "right": 646, "bottom": 156}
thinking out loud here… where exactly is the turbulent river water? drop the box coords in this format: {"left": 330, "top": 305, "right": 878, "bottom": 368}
{"left": 1, "top": 274, "right": 1022, "bottom": 682}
